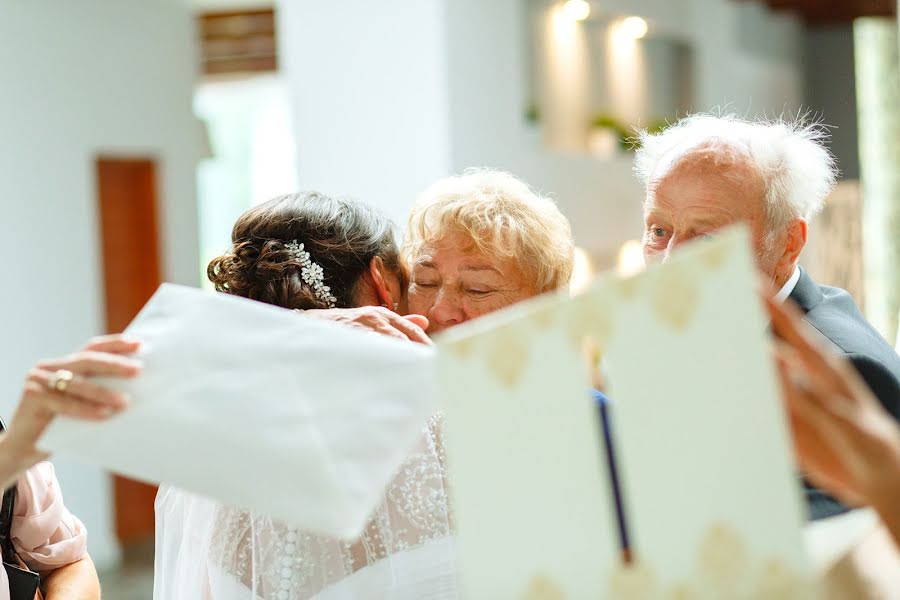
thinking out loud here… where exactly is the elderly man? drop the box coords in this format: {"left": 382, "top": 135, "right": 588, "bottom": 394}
{"left": 634, "top": 113, "right": 900, "bottom": 519}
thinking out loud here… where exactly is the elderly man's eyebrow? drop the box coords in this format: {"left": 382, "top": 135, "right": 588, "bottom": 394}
{"left": 691, "top": 216, "right": 727, "bottom": 228}
{"left": 461, "top": 265, "right": 502, "bottom": 274}
{"left": 414, "top": 259, "right": 437, "bottom": 268}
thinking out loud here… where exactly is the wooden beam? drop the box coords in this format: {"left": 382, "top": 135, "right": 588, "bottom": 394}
{"left": 198, "top": 8, "right": 277, "bottom": 75}
{"left": 737, "top": 0, "right": 896, "bottom": 24}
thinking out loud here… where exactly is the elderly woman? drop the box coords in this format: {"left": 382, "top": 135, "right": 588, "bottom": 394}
{"left": 1, "top": 335, "right": 141, "bottom": 599}
{"left": 404, "top": 169, "right": 574, "bottom": 332}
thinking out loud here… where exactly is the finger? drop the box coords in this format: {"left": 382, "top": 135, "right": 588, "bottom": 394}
{"left": 404, "top": 315, "right": 430, "bottom": 330}
{"left": 373, "top": 323, "right": 413, "bottom": 342}
{"left": 766, "top": 298, "right": 853, "bottom": 396}
{"left": 29, "top": 369, "right": 130, "bottom": 410}
{"left": 824, "top": 356, "right": 882, "bottom": 412}
{"left": 774, "top": 345, "right": 820, "bottom": 428}
{"left": 774, "top": 345, "right": 835, "bottom": 434}
{"left": 387, "top": 314, "right": 432, "bottom": 345}
{"left": 779, "top": 361, "right": 868, "bottom": 475}
{"left": 773, "top": 344, "right": 798, "bottom": 406}
{"left": 22, "top": 381, "right": 122, "bottom": 421}
{"left": 365, "top": 309, "right": 431, "bottom": 344}
{"left": 39, "top": 391, "right": 121, "bottom": 421}
{"left": 795, "top": 377, "right": 897, "bottom": 471}
{"left": 82, "top": 335, "right": 141, "bottom": 354}
{"left": 776, "top": 344, "right": 853, "bottom": 425}
{"left": 775, "top": 362, "right": 859, "bottom": 496}
{"left": 36, "top": 352, "right": 143, "bottom": 377}
{"left": 767, "top": 298, "right": 828, "bottom": 367}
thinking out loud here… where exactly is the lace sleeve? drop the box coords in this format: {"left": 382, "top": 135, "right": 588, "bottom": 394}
{"left": 157, "top": 414, "right": 457, "bottom": 600}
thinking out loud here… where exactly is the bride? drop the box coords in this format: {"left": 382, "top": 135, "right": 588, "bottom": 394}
{"left": 153, "top": 192, "right": 457, "bottom": 599}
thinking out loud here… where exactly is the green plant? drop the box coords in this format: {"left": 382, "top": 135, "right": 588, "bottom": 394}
{"left": 645, "top": 118, "right": 669, "bottom": 134}
{"left": 627, "top": 118, "right": 670, "bottom": 150}
{"left": 588, "top": 115, "right": 672, "bottom": 152}
{"left": 589, "top": 113, "right": 631, "bottom": 150}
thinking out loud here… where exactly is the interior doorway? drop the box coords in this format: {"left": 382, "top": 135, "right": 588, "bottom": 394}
{"left": 95, "top": 156, "right": 162, "bottom": 548}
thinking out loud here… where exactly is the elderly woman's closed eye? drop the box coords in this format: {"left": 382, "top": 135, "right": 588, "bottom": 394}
{"left": 408, "top": 232, "right": 537, "bottom": 333}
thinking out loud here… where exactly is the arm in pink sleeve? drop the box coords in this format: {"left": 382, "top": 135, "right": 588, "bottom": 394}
{"left": 10, "top": 462, "right": 87, "bottom": 575}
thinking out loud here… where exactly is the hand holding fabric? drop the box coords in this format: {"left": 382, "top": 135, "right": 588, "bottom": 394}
{"left": 0, "top": 336, "right": 141, "bottom": 488}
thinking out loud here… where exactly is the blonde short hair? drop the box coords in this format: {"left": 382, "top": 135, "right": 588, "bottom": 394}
{"left": 404, "top": 168, "right": 574, "bottom": 292}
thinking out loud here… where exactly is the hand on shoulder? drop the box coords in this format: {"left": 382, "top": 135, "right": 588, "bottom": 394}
{"left": 303, "top": 306, "right": 432, "bottom": 345}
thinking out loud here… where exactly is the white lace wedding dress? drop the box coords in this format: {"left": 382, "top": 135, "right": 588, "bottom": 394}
{"left": 154, "top": 415, "right": 458, "bottom": 600}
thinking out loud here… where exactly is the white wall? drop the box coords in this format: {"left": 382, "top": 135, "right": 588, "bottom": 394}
{"left": 805, "top": 25, "right": 859, "bottom": 180}
{"left": 278, "top": 0, "right": 805, "bottom": 261}
{"left": 277, "top": 0, "right": 453, "bottom": 229}
{"left": 0, "top": 0, "right": 201, "bottom": 570}
{"left": 676, "top": 0, "right": 804, "bottom": 116}
{"left": 442, "top": 0, "right": 645, "bottom": 258}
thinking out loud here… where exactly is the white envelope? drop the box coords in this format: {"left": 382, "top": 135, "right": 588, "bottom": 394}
{"left": 40, "top": 284, "right": 437, "bottom": 539}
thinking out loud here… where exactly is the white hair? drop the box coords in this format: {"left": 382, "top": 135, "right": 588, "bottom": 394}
{"left": 634, "top": 113, "right": 839, "bottom": 249}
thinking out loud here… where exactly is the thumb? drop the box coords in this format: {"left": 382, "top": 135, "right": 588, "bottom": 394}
{"left": 404, "top": 314, "right": 430, "bottom": 330}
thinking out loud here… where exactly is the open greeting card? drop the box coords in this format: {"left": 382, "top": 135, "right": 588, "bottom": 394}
{"left": 437, "top": 226, "right": 812, "bottom": 598}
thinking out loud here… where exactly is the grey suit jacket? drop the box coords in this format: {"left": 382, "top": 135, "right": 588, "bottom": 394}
{"left": 788, "top": 268, "right": 900, "bottom": 520}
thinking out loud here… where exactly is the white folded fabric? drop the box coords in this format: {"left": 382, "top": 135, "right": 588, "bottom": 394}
{"left": 39, "top": 284, "right": 436, "bottom": 539}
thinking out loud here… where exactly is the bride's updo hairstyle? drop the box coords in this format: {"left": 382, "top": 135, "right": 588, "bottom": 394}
{"left": 208, "top": 192, "right": 403, "bottom": 310}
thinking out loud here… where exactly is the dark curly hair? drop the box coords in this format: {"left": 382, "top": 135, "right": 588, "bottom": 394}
{"left": 207, "top": 192, "right": 403, "bottom": 310}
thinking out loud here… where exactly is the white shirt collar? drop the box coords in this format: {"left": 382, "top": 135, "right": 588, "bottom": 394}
{"left": 774, "top": 266, "right": 801, "bottom": 304}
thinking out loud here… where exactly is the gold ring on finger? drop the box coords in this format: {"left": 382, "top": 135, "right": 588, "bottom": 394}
{"left": 47, "top": 369, "right": 75, "bottom": 394}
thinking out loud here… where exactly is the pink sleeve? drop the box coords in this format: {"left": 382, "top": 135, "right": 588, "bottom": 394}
{"left": 9, "top": 462, "right": 87, "bottom": 574}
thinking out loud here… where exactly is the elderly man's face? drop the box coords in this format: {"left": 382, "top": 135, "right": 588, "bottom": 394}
{"left": 407, "top": 231, "right": 536, "bottom": 334}
{"left": 642, "top": 147, "right": 778, "bottom": 275}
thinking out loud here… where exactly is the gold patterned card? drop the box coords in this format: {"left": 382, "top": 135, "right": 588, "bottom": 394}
{"left": 438, "top": 226, "right": 811, "bottom": 599}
